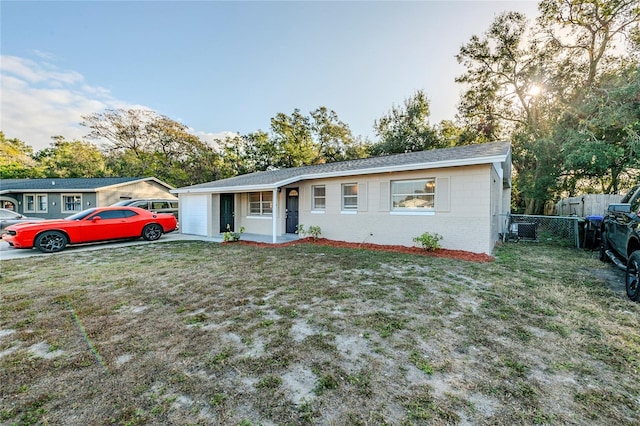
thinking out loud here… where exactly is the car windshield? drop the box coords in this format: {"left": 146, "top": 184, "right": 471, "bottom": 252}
{"left": 65, "top": 208, "right": 98, "bottom": 221}
{"left": 0, "top": 209, "right": 21, "bottom": 219}
{"left": 621, "top": 185, "right": 640, "bottom": 203}
{"left": 111, "top": 200, "right": 133, "bottom": 206}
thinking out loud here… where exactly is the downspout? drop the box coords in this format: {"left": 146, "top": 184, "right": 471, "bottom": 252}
{"left": 272, "top": 188, "right": 278, "bottom": 244}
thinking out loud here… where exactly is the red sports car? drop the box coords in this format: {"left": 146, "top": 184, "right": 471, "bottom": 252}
{"left": 2, "top": 206, "right": 178, "bottom": 253}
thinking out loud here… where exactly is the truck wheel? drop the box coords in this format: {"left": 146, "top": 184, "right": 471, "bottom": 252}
{"left": 626, "top": 251, "right": 640, "bottom": 301}
{"left": 599, "top": 232, "right": 611, "bottom": 263}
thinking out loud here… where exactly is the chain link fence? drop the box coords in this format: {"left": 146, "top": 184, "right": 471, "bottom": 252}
{"left": 501, "top": 214, "right": 582, "bottom": 248}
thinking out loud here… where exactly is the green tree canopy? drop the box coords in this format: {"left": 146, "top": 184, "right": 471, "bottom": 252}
{"left": 221, "top": 107, "right": 368, "bottom": 178}
{"left": 371, "top": 90, "right": 443, "bottom": 155}
{"left": 34, "top": 136, "right": 108, "bottom": 178}
{"left": 270, "top": 109, "right": 317, "bottom": 168}
{"left": 557, "top": 64, "right": 640, "bottom": 194}
{"left": 0, "top": 132, "right": 42, "bottom": 179}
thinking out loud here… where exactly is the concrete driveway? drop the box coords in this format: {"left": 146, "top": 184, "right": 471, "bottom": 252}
{"left": 0, "top": 232, "right": 220, "bottom": 261}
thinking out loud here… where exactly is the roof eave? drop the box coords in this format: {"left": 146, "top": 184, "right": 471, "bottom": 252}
{"left": 100, "top": 177, "right": 175, "bottom": 191}
{"left": 172, "top": 153, "right": 509, "bottom": 194}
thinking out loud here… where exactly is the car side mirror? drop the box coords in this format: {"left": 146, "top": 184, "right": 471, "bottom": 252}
{"left": 91, "top": 216, "right": 102, "bottom": 222}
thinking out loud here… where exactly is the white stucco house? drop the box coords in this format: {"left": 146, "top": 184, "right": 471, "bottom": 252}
{"left": 172, "top": 141, "right": 512, "bottom": 254}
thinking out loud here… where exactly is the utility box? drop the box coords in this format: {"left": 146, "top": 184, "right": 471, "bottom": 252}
{"left": 510, "top": 222, "right": 537, "bottom": 240}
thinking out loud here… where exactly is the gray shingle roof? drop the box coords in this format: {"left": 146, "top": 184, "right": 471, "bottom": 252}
{"left": 175, "top": 141, "right": 511, "bottom": 193}
{"left": 0, "top": 177, "right": 144, "bottom": 192}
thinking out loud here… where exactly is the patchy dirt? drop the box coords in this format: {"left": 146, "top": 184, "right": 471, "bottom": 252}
{"left": 232, "top": 237, "right": 495, "bottom": 263}
{"left": 1, "top": 242, "right": 639, "bottom": 425}
{"left": 589, "top": 263, "right": 626, "bottom": 296}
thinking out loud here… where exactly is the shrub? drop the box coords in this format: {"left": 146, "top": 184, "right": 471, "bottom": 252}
{"left": 296, "top": 224, "right": 322, "bottom": 240}
{"left": 223, "top": 225, "right": 245, "bottom": 242}
{"left": 413, "top": 232, "right": 442, "bottom": 251}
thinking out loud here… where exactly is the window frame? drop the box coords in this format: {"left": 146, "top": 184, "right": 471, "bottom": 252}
{"left": 23, "top": 193, "right": 48, "bottom": 213}
{"left": 390, "top": 178, "right": 436, "bottom": 212}
{"left": 248, "top": 191, "right": 273, "bottom": 217}
{"left": 61, "top": 194, "right": 83, "bottom": 213}
{"left": 341, "top": 183, "right": 358, "bottom": 211}
{"left": 312, "top": 185, "right": 326, "bottom": 211}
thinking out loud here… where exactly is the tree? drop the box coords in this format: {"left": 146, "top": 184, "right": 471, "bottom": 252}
{"left": 310, "top": 107, "right": 362, "bottom": 162}
{"left": 538, "top": 0, "right": 640, "bottom": 92}
{"left": 371, "top": 90, "right": 443, "bottom": 155}
{"left": 0, "top": 132, "right": 43, "bottom": 178}
{"left": 221, "top": 131, "right": 278, "bottom": 176}
{"left": 455, "top": 1, "right": 639, "bottom": 213}
{"left": 222, "top": 107, "right": 365, "bottom": 176}
{"left": 35, "top": 136, "right": 108, "bottom": 178}
{"left": 437, "top": 120, "right": 491, "bottom": 147}
{"left": 81, "top": 109, "right": 158, "bottom": 155}
{"left": 557, "top": 64, "right": 640, "bottom": 194}
{"left": 269, "top": 109, "right": 317, "bottom": 168}
{"left": 81, "top": 109, "right": 224, "bottom": 186}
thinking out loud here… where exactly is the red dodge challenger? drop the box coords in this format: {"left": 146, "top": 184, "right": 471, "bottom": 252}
{"left": 2, "top": 206, "right": 178, "bottom": 253}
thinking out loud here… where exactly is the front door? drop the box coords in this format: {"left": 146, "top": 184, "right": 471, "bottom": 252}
{"left": 220, "top": 194, "right": 234, "bottom": 232}
{"left": 286, "top": 188, "right": 299, "bottom": 234}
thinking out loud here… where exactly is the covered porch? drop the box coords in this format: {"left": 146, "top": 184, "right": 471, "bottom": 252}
{"left": 183, "top": 231, "right": 300, "bottom": 245}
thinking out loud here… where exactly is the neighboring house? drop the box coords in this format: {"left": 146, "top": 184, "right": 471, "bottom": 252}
{"left": 0, "top": 177, "right": 176, "bottom": 219}
{"left": 172, "top": 141, "right": 512, "bottom": 255}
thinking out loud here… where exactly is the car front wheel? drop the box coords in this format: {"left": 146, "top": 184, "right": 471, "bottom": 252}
{"left": 626, "top": 251, "right": 640, "bottom": 301}
{"left": 142, "top": 223, "right": 163, "bottom": 241}
{"left": 35, "top": 231, "right": 68, "bottom": 253}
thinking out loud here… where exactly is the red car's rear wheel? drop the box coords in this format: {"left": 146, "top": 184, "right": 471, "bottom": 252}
{"left": 142, "top": 224, "right": 163, "bottom": 241}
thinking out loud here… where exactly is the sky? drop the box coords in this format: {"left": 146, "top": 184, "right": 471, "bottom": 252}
{"left": 1, "top": 0, "right": 540, "bottom": 152}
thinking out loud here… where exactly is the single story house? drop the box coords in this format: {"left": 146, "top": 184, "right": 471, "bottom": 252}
{"left": 172, "top": 141, "right": 512, "bottom": 255}
{"left": 0, "top": 177, "right": 176, "bottom": 219}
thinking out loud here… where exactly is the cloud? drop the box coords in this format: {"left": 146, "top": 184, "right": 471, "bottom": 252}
{"left": 0, "top": 55, "right": 132, "bottom": 151}
{"left": 195, "top": 130, "right": 239, "bottom": 149}
{"left": 2, "top": 55, "right": 83, "bottom": 85}
{"left": 1, "top": 55, "right": 228, "bottom": 153}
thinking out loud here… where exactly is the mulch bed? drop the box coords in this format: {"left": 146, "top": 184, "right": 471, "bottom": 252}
{"left": 229, "top": 237, "right": 494, "bottom": 263}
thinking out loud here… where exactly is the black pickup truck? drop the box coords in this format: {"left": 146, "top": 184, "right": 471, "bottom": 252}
{"left": 600, "top": 184, "right": 640, "bottom": 301}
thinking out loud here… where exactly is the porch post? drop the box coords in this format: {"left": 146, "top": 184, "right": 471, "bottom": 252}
{"left": 272, "top": 188, "right": 278, "bottom": 243}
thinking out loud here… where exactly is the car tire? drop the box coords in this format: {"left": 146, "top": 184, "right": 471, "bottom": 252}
{"left": 626, "top": 251, "right": 640, "bottom": 302}
{"left": 35, "top": 231, "right": 67, "bottom": 253}
{"left": 599, "top": 231, "right": 611, "bottom": 263}
{"left": 142, "top": 224, "right": 163, "bottom": 241}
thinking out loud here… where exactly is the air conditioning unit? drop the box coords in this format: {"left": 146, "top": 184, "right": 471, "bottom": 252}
{"left": 510, "top": 222, "right": 537, "bottom": 240}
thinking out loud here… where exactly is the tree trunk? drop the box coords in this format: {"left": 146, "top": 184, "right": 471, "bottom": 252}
{"left": 524, "top": 197, "right": 544, "bottom": 215}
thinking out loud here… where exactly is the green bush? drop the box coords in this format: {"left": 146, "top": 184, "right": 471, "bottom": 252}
{"left": 223, "top": 225, "right": 245, "bottom": 242}
{"left": 296, "top": 224, "right": 322, "bottom": 240}
{"left": 413, "top": 232, "right": 442, "bottom": 251}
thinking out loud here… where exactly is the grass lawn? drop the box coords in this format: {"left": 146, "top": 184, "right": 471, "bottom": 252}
{"left": 1, "top": 240, "right": 639, "bottom": 425}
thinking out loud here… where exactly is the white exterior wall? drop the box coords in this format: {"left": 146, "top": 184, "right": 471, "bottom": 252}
{"left": 235, "top": 192, "right": 285, "bottom": 235}
{"left": 297, "top": 165, "right": 495, "bottom": 254}
{"left": 176, "top": 163, "right": 509, "bottom": 254}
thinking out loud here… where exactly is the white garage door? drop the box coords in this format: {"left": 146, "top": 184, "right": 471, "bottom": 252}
{"left": 180, "top": 194, "right": 209, "bottom": 236}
